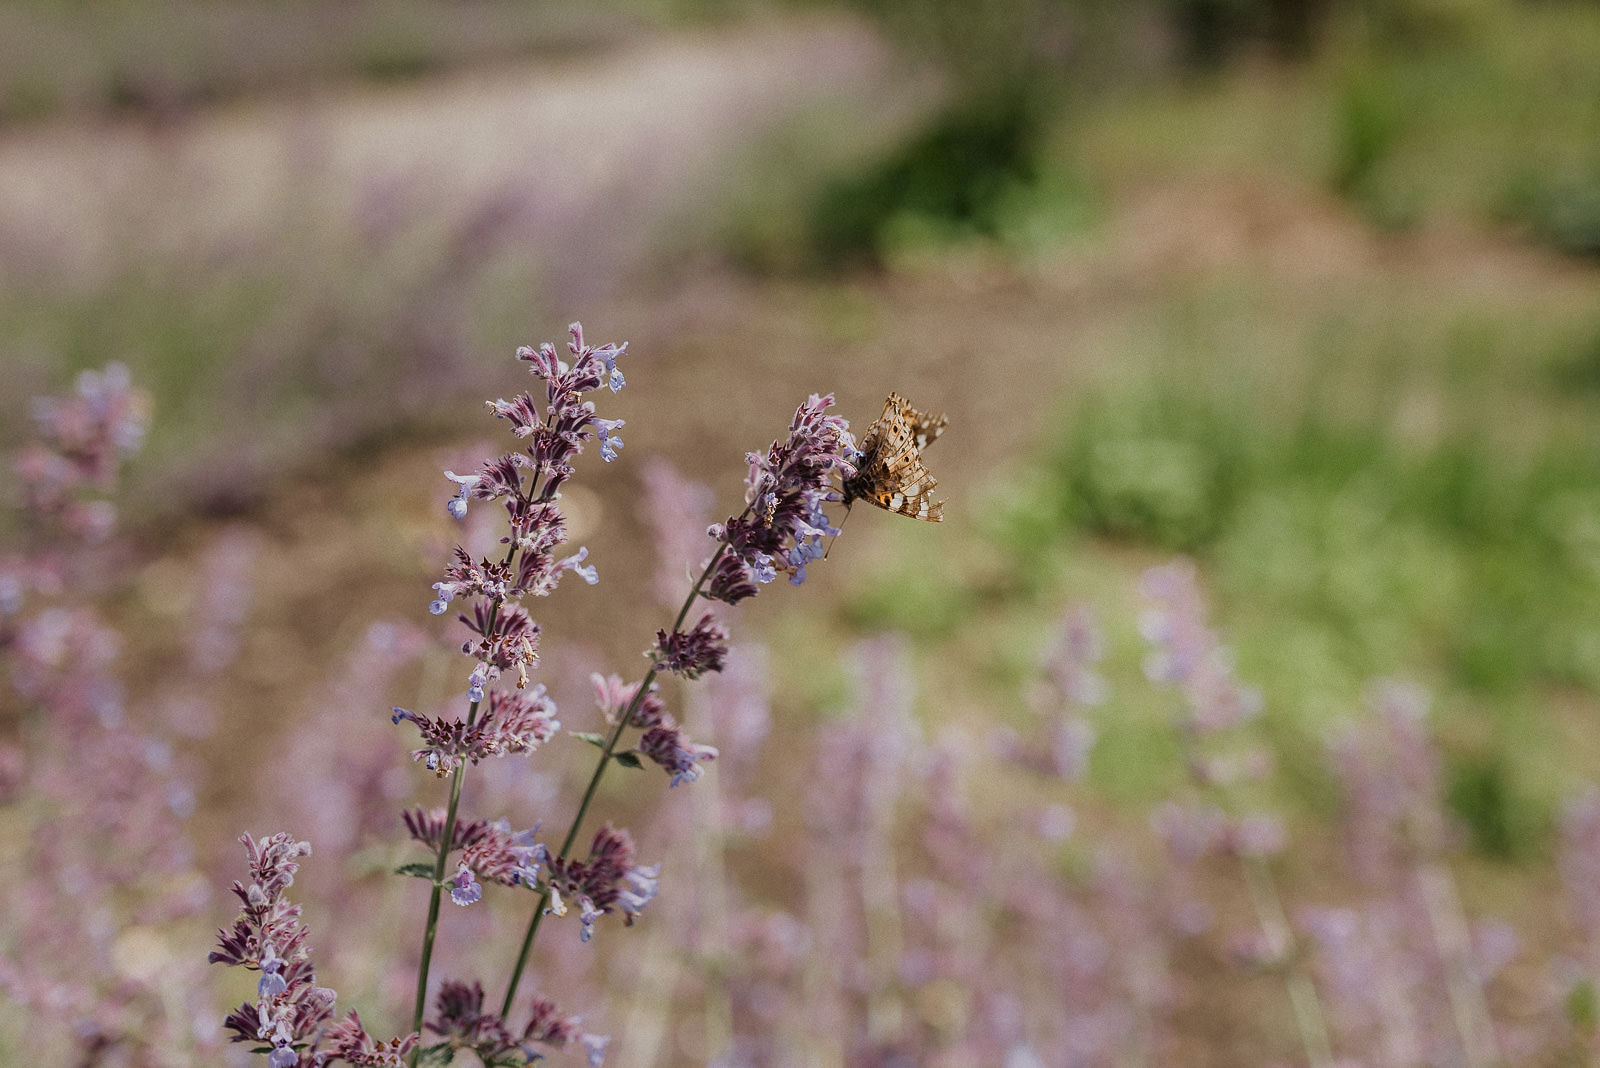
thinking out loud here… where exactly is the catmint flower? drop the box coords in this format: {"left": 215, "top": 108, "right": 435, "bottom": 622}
{"left": 467, "top": 663, "right": 488, "bottom": 703}
{"left": 593, "top": 418, "right": 625, "bottom": 462}
{"left": 653, "top": 612, "right": 729, "bottom": 679}
{"left": 211, "top": 834, "right": 341, "bottom": 1057}
{"left": 1226, "top": 812, "right": 1288, "bottom": 858}
{"left": 616, "top": 862, "right": 661, "bottom": 920}
{"left": 542, "top": 825, "right": 660, "bottom": 941}
{"left": 583, "top": 1033, "right": 611, "bottom": 1066}
{"left": 705, "top": 394, "right": 854, "bottom": 602}
{"left": 257, "top": 946, "right": 288, "bottom": 999}
{"left": 321, "top": 1012, "right": 418, "bottom": 1064}
{"left": 558, "top": 546, "right": 598, "bottom": 585}
{"left": 577, "top": 896, "right": 602, "bottom": 942}
{"left": 638, "top": 724, "right": 719, "bottom": 786}
{"left": 591, "top": 672, "right": 666, "bottom": 728}
{"left": 443, "top": 471, "right": 479, "bottom": 520}
{"left": 1140, "top": 559, "right": 1262, "bottom": 734}
{"left": 451, "top": 865, "right": 483, "bottom": 906}
{"left": 1151, "top": 801, "right": 1227, "bottom": 864}
{"left": 704, "top": 549, "right": 762, "bottom": 604}
{"left": 522, "top": 993, "right": 591, "bottom": 1053}
{"left": 1561, "top": 788, "right": 1600, "bottom": 959}
{"left": 427, "top": 981, "right": 596, "bottom": 1064}
{"left": 640, "top": 458, "right": 716, "bottom": 607}
{"left": 404, "top": 812, "right": 548, "bottom": 891}
{"left": 593, "top": 341, "right": 626, "bottom": 393}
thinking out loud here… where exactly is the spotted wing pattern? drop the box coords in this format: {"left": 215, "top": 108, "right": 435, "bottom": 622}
{"left": 908, "top": 404, "right": 947, "bottom": 451}
{"left": 842, "top": 393, "right": 946, "bottom": 522}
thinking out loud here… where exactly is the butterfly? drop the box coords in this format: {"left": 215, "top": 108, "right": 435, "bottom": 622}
{"left": 840, "top": 393, "right": 947, "bottom": 522}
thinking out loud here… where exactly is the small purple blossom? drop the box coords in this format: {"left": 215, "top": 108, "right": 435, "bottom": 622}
{"left": 593, "top": 417, "right": 625, "bottom": 462}
{"left": 704, "top": 394, "right": 855, "bottom": 602}
{"left": 617, "top": 862, "right": 661, "bottom": 919}
{"left": 393, "top": 685, "right": 559, "bottom": 773}
{"left": 639, "top": 724, "right": 719, "bottom": 786}
{"left": 450, "top": 865, "right": 483, "bottom": 906}
{"left": 542, "top": 826, "right": 661, "bottom": 941}
{"left": 591, "top": 672, "right": 666, "bottom": 728}
{"left": 653, "top": 612, "right": 729, "bottom": 680}
{"left": 427, "top": 981, "right": 594, "bottom": 1064}
{"left": 209, "top": 834, "right": 341, "bottom": 1058}
{"left": 558, "top": 546, "right": 598, "bottom": 586}
{"left": 443, "top": 470, "right": 479, "bottom": 520}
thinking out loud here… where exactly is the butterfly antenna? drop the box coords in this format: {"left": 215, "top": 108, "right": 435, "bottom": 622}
{"left": 825, "top": 502, "right": 853, "bottom": 559}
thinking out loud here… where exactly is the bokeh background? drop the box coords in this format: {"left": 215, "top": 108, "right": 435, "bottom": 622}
{"left": 4, "top": 0, "right": 1600, "bottom": 1063}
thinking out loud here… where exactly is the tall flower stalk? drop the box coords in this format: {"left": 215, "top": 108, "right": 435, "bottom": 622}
{"left": 499, "top": 390, "right": 855, "bottom": 1014}
{"left": 211, "top": 324, "right": 858, "bottom": 1066}
{"left": 1141, "top": 558, "right": 1333, "bottom": 1067}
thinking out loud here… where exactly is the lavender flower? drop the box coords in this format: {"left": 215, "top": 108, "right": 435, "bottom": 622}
{"left": 426, "top": 980, "right": 602, "bottom": 1064}
{"left": 638, "top": 724, "right": 720, "bottom": 786}
{"left": 392, "top": 685, "right": 559, "bottom": 774}
{"left": 653, "top": 612, "right": 729, "bottom": 679}
{"left": 705, "top": 393, "right": 854, "bottom": 602}
{"left": 17, "top": 363, "right": 149, "bottom": 539}
{"left": 210, "top": 834, "right": 355, "bottom": 1060}
{"left": 402, "top": 810, "right": 546, "bottom": 892}
{"left": 541, "top": 825, "right": 661, "bottom": 943}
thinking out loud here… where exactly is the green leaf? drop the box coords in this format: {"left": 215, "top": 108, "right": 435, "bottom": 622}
{"left": 394, "top": 862, "right": 437, "bottom": 880}
{"left": 1569, "top": 978, "right": 1599, "bottom": 1033}
{"left": 416, "top": 1043, "right": 456, "bottom": 1066}
{"left": 571, "top": 731, "right": 606, "bottom": 748}
{"left": 612, "top": 751, "right": 643, "bottom": 769}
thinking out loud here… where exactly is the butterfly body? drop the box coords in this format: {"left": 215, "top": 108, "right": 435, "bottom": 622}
{"left": 840, "top": 393, "right": 946, "bottom": 522}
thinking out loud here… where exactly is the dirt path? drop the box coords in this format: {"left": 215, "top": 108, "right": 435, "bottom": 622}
{"left": 0, "top": 17, "right": 897, "bottom": 294}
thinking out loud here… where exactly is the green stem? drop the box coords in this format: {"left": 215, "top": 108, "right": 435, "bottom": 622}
{"left": 1238, "top": 851, "right": 1333, "bottom": 1066}
{"left": 1177, "top": 716, "right": 1331, "bottom": 1066}
{"left": 500, "top": 539, "right": 733, "bottom": 1016}
{"left": 407, "top": 472, "right": 542, "bottom": 1063}
{"left": 410, "top": 748, "right": 471, "bottom": 1052}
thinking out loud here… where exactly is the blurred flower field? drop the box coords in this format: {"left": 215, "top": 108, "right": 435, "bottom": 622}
{"left": 3, "top": 0, "right": 1600, "bottom": 1064}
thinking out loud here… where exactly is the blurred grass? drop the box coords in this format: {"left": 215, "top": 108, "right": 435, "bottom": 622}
{"left": 838, "top": 265, "right": 1600, "bottom": 861}
{"left": 1079, "top": 0, "right": 1600, "bottom": 252}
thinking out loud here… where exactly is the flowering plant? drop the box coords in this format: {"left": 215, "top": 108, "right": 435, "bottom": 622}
{"left": 208, "top": 323, "right": 858, "bottom": 1065}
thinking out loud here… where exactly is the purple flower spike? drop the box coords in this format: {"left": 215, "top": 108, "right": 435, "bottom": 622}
{"left": 705, "top": 394, "right": 855, "bottom": 603}
{"left": 639, "top": 724, "right": 718, "bottom": 786}
{"left": 653, "top": 613, "right": 729, "bottom": 680}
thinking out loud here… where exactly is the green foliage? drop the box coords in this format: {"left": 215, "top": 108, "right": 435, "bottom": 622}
{"left": 997, "top": 379, "right": 1600, "bottom": 703}
{"left": 395, "top": 862, "right": 438, "bottom": 880}
{"left": 1330, "top": 66, "right": 1413, "bottom": 226}
{"left": 1567, "top": 978, "right": 1599, "bottom": 1037}
{"left": 844, "top": 550, "right": 978, "bottom": 639}
{"left": 1445, "top": 753, "right": 1536, "bottom": 861}
{"left": 1501, "top": 168, "right": 1600, "bottom": 262}
{"left": 1050, "top": 392, "right": 1248, "bottom": 550}
{"left": 804, "top": 93, "right": 1062, "bottom": 269}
